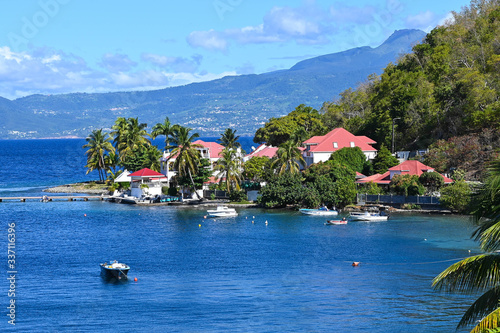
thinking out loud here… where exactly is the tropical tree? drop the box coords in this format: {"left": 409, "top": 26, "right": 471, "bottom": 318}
{"left": 372, "top": 144, "right": 399, "bottom": 174}
{"left": 218, "top": 128, "right": 241, "bottom": 150}
{"left": 111, "top": 117, "right": 150, "bottom": 165}
{"left": 433, "top": 158, "right": 500, "bottom": 332}
{"left": 151, "top": 117, "right": 176, "bottom": 152}
{"left": 214, "top": 147, "right": 243, "bottom": 193}
{"left": 271, "top": 140, "right": 306, "bottom": 176}
{"left": 83, "top": 129, "right": 115, "bottom": 182}
{"left": 168, "top": 126, "right": 202, "bottom": 198}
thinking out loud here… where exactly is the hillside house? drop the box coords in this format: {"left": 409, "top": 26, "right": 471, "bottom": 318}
{"left": 302, "top": 128, "right": 377, "bottom": 167}
{"left": 356, "top": 160, "right": 453, "bottom": 185}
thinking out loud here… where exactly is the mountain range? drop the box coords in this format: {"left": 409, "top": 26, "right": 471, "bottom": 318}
{"left": 1, "top": 29, "right": 426, "bottom": 139}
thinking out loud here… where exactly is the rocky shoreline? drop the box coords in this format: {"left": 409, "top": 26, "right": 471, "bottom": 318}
{"left": 43, "top": 183, "right": 110, "bottom": 195}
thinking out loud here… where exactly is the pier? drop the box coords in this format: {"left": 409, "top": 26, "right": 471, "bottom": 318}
{"left": 0, "top": 196, "right": 106, "bottom": 202}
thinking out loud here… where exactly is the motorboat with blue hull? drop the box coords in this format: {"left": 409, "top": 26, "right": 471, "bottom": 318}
{"left": 100, "top": 261, "right": 130, "bottom": 280}
{"left": 300, "top": 206, "right": 338, "bottom": 216}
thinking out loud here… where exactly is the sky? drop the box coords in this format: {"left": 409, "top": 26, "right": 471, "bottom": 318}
{"left": 0, "top": 0, "right": 472, "bottom": 100}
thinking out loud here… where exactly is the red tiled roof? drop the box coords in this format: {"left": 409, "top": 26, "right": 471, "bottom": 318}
{"left": 192, "top": 140, "right": 225, "bottom": 159}
{"left": 356, "top": 160, "right": 454, "bottom": 184}
{"left": 388, "top": 160, "right": 437, "bottom": 177}
{"left": 246, "top": 144, "right": 278, "bottom": 159}
{"left": 129, "top": 168, "right": 165, "bottom": 178}
{"left": 356, "top": 171, "right": 391, "bottom": 184}
{"left": 303, "top": 128, "right": 377, "bottom": 153}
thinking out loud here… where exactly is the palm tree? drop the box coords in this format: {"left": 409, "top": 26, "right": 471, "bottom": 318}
{"left": 271, "top": 140, "right": 306, "bottom": 176}
{"left": 112, "top": 117, "right": 150, "bottom": 164}
{"left": 214, "top": 147, "right": 243, "bottom": 193}
{"left": 168, "top": 126, "right": 202, "bottom": 198}
{"left": 218, "top": 128, "right": 241, "bottom": 150}
{"left": 151, "top": 117, "right": 176, "bottom": 152}
{"left": 433, "top": 159, "right": 500, "bottom": 332}
{"left": 83, "top": 129, "right": 115, "bottom": 182}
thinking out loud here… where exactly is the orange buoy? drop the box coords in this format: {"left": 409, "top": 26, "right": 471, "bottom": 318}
{"left": 84, "top": 214, "right": 87, "bottom": 217}
{"left": 134, "top": 277, "right": 138, "bottom": 282}
{"left": 352, "top": 262, "right": 360, "bottom": 267}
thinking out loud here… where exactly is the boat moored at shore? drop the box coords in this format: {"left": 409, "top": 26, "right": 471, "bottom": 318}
{"left": 300, "top": 206, "right": 338, "bottom": 216}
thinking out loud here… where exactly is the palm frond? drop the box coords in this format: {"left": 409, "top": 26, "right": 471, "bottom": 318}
{"left": 470, "top": 307, "right": 500, "bottom": 333}
{"left": 432, "top": 254, "right": 500, "bottom": 293}
{"left": 481, "top": 222, "right": 500, "bottom": 252}
{"left": 458, "top": 286, "right": 500, "bottom": 328}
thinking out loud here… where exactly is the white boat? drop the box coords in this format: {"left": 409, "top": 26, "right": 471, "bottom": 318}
{"left": 325, "top": 219, "right": 348, "bottom": 225}
{"left": 300, "top": 207, "right": 338, "bottom": 216}
{"left": 350, "top": 211, "right": 388, "bottom": 222}
{"left": 207, "top": 206, "right": 238, "bottom": 217}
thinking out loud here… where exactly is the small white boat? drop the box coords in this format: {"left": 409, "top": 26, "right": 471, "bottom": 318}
{"left": 300, "top": 206, "right": 338, "bottom": 216}
{"left": 100, "top": 260, "right": 130, "bottom": 280}
{"left": 325, "top": 219, "right": 348, "bottom": 225}
{"left": 207, "top": 206, "right": 238, "bottom": 217}
{"left": 350, "top": 211, "right": 388, "bottom": 222}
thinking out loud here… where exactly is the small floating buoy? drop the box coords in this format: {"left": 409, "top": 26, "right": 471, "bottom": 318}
{"left": 84, "top": 214, "right": 87, "bottom": 217}
{"left": 424, "top": 238, "right": 427, "bottom": 241}
{"left": 246, "top": 216, "right": 247, "bottom": 219}
{"left": 468, "top": 250, "right": 471, "bottom": 253}
{"left": 134, "top": 277, "right": 138, "bottom": 282}
{"left": 199, "top": 224, "right": 201, "bottom": 228}
{"left": 204, "top": 216, "right": 207, "bottom": 219}
{"left": 252, "top": 221, "right": 254, "bottom": 224}
{"left": 352, "top": 262, "right": 360, "bottom": 267}
{"left": 265, "top": 221, "right": 268, "bottom": 225}
{"left": 253, "top": 216, "right": 255, "bottom": 219}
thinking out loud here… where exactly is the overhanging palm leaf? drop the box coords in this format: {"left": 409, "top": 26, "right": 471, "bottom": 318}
{"left": 433, "top": 254, "right": 500, "bottom": 293}
{"left": 470, "top": 307, "right": 500, "bottom": 333}
{"left": 459, "top": 286, "right": 500, "bottom": 330}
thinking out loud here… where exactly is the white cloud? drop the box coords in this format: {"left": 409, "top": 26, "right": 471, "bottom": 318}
{"left": 99, "top": 53, "right": 137, "bottom": 72}
{"left": 0, "top": 46, "right": 234, "bottom": 99}
{"left": 438, "top": 12, "right": 455, "bottom": 27}
{"left": 187, "top": 2, "right": 333, "bottom": 51}
{"left": 141, "top": 53, "right": 202, "bottom": 73}
{"left": 406, "top": 11, "right": 437, "bottom": 32}
{"left": 187, "top": 30, "right": 228, "bottom": 51}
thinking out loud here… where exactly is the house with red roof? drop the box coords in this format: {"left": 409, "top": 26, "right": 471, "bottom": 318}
{"left": 244, "top": 144, "right": 279, "bottom": 161}
{"left": 356, "top": 160, "right": 453, "bottom": 185}
{"left": 160, "top": 140, "right": 244, "bottom": 190}
{"left": 302, "top": 128, "right": 377, "bottom": 167}
{"left": 129, "top": 168, "right": 167, "bottom": 198}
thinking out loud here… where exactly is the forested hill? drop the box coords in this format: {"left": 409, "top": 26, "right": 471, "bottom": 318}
{"left": 320, "top": 0, "right": 500, "bottom": 152}
{"left": 0, "top": 29, "right": 425, "bottom": 139}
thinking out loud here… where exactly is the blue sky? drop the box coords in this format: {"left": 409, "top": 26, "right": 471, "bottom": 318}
{"left": 0, "top": 0, "right": 471, "bottom": 99}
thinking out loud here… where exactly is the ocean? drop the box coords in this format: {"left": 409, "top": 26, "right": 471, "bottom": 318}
{"left": 0, "top": 139, "right": 479, "bottom": 332}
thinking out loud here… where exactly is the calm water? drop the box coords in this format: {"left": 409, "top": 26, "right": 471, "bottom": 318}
{"left": 0, "top": 139, "right": 481, "bottom": 332}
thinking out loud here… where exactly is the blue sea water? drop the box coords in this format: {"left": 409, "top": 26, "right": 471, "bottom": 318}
{"left": 0, "top": 139, "right": 481, "bottom": 332}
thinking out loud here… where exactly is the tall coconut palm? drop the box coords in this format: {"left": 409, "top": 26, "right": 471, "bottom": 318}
{"left": 214, "top": 147, "right": 243, "bottom": 193}
{"left": 168, "top": 126, "right": 202, "bottom": 198}
{"left": 113, "top": 117, "right": 150, "bottom": 163}
{"left": 218, "top": 128, "right": 241, "bottom": 150}
{"left": 83, "top": 129, "right": 115, "bottom": 182}
{"left": 271, "top": 140, "right": 306, "bottom": 176}
{"left": 433, "top": 159, "right": 500, "bottom": 332}
{"left": 151, "top": 117, "right": 176, "bottom": 152}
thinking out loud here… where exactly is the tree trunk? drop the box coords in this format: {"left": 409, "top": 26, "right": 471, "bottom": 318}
{"left": 188, "top": 169, "right": 202, "bottom": 199}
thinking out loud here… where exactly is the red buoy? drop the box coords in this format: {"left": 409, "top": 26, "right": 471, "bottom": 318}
{"left": 134, "top": 277, "right": 138, "bottom": 282}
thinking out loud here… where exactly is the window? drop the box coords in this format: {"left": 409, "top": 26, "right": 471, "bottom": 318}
{"left": 333, "top": 142, "right": 338, "bottom": 148}
{"left": 350, "top": 142, "right": 355, "bottom": 147}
